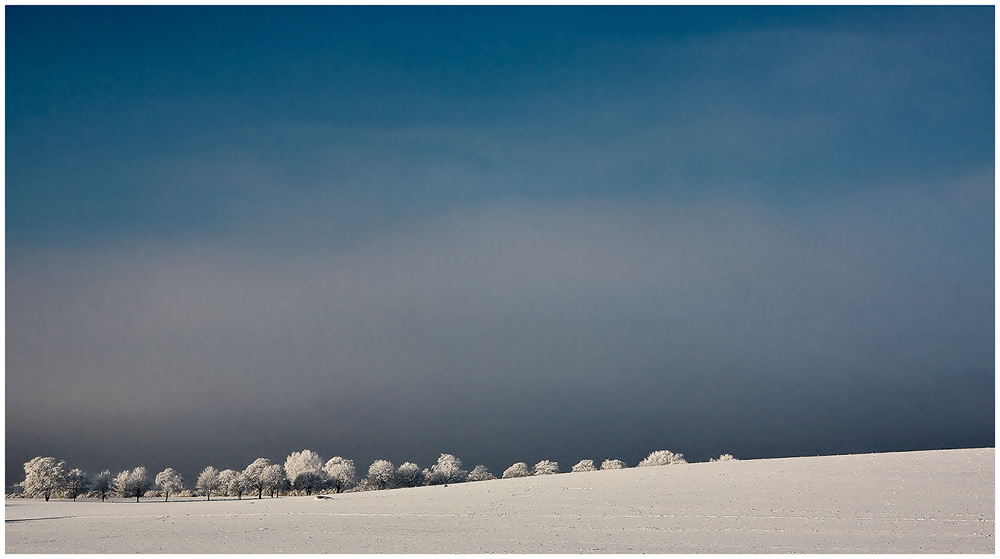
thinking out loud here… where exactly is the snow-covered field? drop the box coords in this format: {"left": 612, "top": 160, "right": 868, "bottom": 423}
{"left": 5, "top": 448, "right": 993, "bottom": 553}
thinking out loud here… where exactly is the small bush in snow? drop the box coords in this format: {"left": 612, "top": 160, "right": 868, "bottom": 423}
{"left": 468, "top": 465, "right": 495, "bottom": 481}
{"left": 710, "top": 454, "right": 737, "bottom": 462}
{"left": 502, "top": 462, "right": 531, "bottom": 479}
{"left": 638, "top": 450, "right": 687, "bottom": 467}
{"left": 600, "top": 459, "right": 627, "bottom": 470}
{"left": 533, "top": 460, "right": 559, "bottom": 475}
{"left": 571, "top": 459, "right": 596, "bottom": 472}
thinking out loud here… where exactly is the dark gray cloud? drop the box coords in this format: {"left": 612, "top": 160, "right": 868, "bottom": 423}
{"left": 7, "top": 171, "right": 993, "bottom": 483}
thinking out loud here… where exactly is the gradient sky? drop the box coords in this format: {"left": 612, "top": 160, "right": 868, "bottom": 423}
{"left": 6, "top": 6, "right": 994, "bottom": 486}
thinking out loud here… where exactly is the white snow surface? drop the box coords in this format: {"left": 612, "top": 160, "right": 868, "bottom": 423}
{"left": 5, "top": 448, "right": 993, "bottom": 553}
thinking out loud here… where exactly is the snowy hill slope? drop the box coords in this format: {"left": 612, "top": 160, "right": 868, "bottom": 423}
{"left": 5, "top": 448, "right": 993, "bottom": 553}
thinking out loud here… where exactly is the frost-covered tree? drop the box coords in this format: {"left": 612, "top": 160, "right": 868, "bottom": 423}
{"left": 217, "top": 469, "right": 235, "bottom": 496}
{"left": 710, "top": 454, "right": 737, "bottom": 462}
{"left": 284, "top": 450, "right": 324, "bottom": 491}
{"left": 396, "top": 462, "right": 425, "bottom": 488}
{"left": 218, "top": 469, "right": 250, "bottom": 499}
{"left": 261, "top": 464, "right": 287, "bottom": 497}
{"left": 425, "top": 454, "right": 468, "bottom": 485}
{"left": 502, "top": 462, "right": 531, "bottom": 479}
{"left": 571, "top": 459, "right": 596, "bottom": 473}
{"left": 243, "top": 458, "right": 272, "bottom": 499}
{"left": 322, "top": 457, "right": 356, "bottom": 494}
{"left": 638, "top": 450, "right": 687, "bottom": 467}
{"left": 293, "top": 470, "right": 327, "bottom": 495}
{"left": 64, "top": 469, "right": 90, "bottom": 501}
{"left": 468, "top": 465, "right": 495, "bottom": 482}
{"left": 22, "top": 456, "right": 67, "bottom": 501}
{"left": 196, "top": 467, "right": 221, "bottom": 501}
{"left": 155, "top": 468, "right": 184, "bottom": 502}
{"left": 533, "top": 460, "right": 559, "bottom": 475}
{"left": 600, "top": 459, "right": 627, "bottom": 470}
{"left": 365, "top": 459, "right": 396, "bottom": 490}
{"left": 114, "top": 467, "right": 151, "bottom": 502}
{"left": 92, "top": 470, "right": 113, "bottom": 502}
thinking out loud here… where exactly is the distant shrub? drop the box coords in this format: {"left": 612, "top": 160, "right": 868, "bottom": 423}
{"left": 638, "top": 450, "right": 687, "bottom": 467}
{"left": 502, "top": 462, "right": 531, "bottom": 479}
{"left": 710, "top": 454, "right": 737, "bottom": 463}
{"left": 533, "top": 460, "right": 559, "bottom": 475}
{"left": 600, "top": 459, "right": 627, "bottom": 470}
{"left": 571, "top": 460, "right": 596, "bottom": 472}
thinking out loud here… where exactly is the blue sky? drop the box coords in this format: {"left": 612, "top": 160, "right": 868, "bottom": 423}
{"left": 6, "top": 6, "right": 994, "bottom": 485}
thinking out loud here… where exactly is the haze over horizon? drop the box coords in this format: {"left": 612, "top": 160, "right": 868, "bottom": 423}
{"left": 6, "top": 6, "right": 994, "bottom": 486}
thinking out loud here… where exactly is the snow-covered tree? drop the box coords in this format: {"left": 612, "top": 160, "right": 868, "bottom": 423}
{"left": 243, "top": 458, "right": 272, "bottom": 499}
{"left": 468, "top": 465, "right": 495, "bottom": 482}
{"left": 114, "top": 467, "right": 151, "bottom": 502}
{"left": 571, "top": 459, "right": 596, "bottom": 472}
{"left": 64, "top": 469, "right": 90, "bottom": 501}
{"left": 155, "top": 468, "right": 184, "bottom": 502}
{"left": 218, "top": 469, "right": 250, "bottom": 499}
{"left": 365, "top": 459, "right": 396, "bottom": 490}
{"left": 533, "top": 460, "right": 559, "bottom": 475}
{"left": 284, "top": 450, "right": 324, "bottom": 491}
{"left": 92, "top": 470, "right": 113, "bottom": 502}
{"left": 600, "top": 459, "right": 627, "bottom": 470}
{"left": 396, "top": 462, "right": 424, "bottom": 488}
{"left": 22, "top": 456, "right": 67, "bottom": 501}
{"left": 196, "top": 467, "right": 221, "bottom": 501}
{"left": 293, "top": 470, "right": 327, "bottom": 495}
{"left": 710, "top": 454, "right": 737, "bottom": 462}
{"left": 638, "top": 450, "right": 687, "bottom": 467}
{"left": 261, "top": 464, "right": 287, "bottom": 497}
{"left": 502, "top": 462, "right": 531, "bottom": 479}
{"left": 322, "top": 457, "right": 356, "bottom": 494}
{"left": 425, "top": 454, "right": 468, "bottom": 485}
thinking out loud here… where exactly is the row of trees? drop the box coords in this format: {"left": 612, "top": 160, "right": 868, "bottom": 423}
{"left": 18, "top": 449, "right": 736, "bottom": 501}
